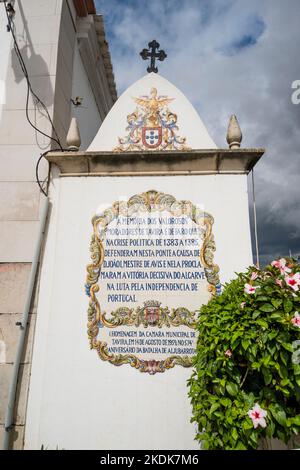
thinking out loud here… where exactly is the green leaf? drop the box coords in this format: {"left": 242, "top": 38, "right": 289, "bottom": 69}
{"left": 269, "top": 404, "right": 287, "bottom": 426}
{"left": 276, "top": 363, "right": 288, "bottom": 379}
{"left": 209, "top": 402, "right": 220, "bottom": 415}
{"left": 280, "top": 378, "right": 290, "bottom": 387}
{"left": 220, "top": 398, "right": 231, "bottom": 407}
{"left": 270, "top": 312, "right": 283, "bottom": 321}
{"left": 248, "top": 431, "right": 258, "bottom": 447}
{"left": 268, "top": 331, "right": 278, "bottom": 340}
{"left": 252, "top": 361, "right": 261, "bottom": 370}
{"left": 292, "top": 415, "right": 300, "bottom": 426}
{"left": 265, "top": 419, "right": 275, "bottom": 438}
{"left": 265, "top": 286, "right": 275, "bottom": 295}
{"left": 242, "top": 339, "right": 250, "bottom": 350}
{"left": 281, "top": 342, "right": 294, "bottom": 353}
{"left": 235, "top": 441, "right": 247, "bottom": 450}
{"left": 256, "top": 295, "right": 269, "bottom": 302}
{"left": 231, "top": 428, "right": 238, "bottom": 441}
{"left": 231, "top": 331, "right": 242, "bottom": 343}
{"left": 277, "top": 432, "right": 286, "bottom": 443}
{"left": 252, "top": 310, "right": 261, "bottom": 319}
{"left": 260, "top": 303, "right": 275, "bottom": 313}
{"left": 256, "top": 319, "right": 268, "bottom": 328}
{"left": 267, "top": 344, "right": 276, "bottom": 355}
{"left": 262, "top": 355, "right": 272, "bottom": 366}
{"left": 280, "top": 351, "right": 288, "bottom": 366}
{"left": 242, "top": 419, "right": 254, "bottom": 430}
{"left": 283, "top": 299, "right": 293, "bottom": 313}
{"left": 226, "top": 382, "right": 239, "bottom": 396}
{"left": 271, "top": 298, "right": 282, "bottom": 309}
{"left": 293, "top": 364, "right": 300, "bottom": 376}
{"left": 262, "top": 367, "right": 272, "bottom": 385}
{"left": 201, "top": 440, "right": 210, "bottom": 450}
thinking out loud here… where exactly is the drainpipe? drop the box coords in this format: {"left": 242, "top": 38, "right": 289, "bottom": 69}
{"left": 2, "top": 195, "right": 49, "bottom": 450}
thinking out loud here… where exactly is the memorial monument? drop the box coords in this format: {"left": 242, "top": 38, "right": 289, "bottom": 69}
{"left": 24, "top": 42, "right": 264, "bottom": 449}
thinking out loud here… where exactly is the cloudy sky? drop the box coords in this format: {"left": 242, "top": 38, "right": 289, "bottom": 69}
{"left": 96, "top": 0, "right": 300, "bottom": 266}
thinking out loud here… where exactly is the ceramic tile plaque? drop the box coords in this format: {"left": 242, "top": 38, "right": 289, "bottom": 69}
{"left": 86, "top": 190, "right": 220, "bottom": 374}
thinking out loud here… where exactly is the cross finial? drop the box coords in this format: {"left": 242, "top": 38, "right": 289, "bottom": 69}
{"left": 140, "top": 40, "right": 167, "bottom": 73}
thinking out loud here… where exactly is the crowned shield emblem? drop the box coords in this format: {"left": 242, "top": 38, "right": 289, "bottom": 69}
{"left": 142, "top": 127, "right": 162, "bottom": 149}
{"left": 142, "top": 300, "right": 161, "bottom": 326}
{"left": 145, "top": 305, "right": 160, "bottom": 325}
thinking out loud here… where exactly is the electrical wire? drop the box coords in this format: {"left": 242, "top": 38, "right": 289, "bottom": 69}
{"left": 3, "top": 3, "right": 80, "bottom": 197}
{"left": 3, "top": 1, "right": 63, "bottom": 149}
{"left": 3, "top": 1, "right": 68, "bottom": 195}
{"left": 36, "top": 148, "right": 76, "bottom": 197}
{"left": 35, "top": 150, "right": 55, "bottom": 197}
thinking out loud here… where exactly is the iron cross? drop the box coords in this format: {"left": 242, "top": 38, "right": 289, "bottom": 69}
{"left": 140, "top": 40, "right": 167, "bottom": 73}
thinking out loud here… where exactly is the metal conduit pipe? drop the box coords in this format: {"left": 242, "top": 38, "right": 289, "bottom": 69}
{"left": 1, "top": 196, "right": 49, "bottom": 450}
{"left": 251, "top": 169, "right": 260, "bottom": 269}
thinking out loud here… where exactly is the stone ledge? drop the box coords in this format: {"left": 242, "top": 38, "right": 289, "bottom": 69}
{"left": 46, "top": 148, "right": 265, "bottom": 176}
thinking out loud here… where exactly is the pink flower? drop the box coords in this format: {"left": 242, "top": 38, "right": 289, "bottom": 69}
{"left": 251, "top": 271, "right": 259, "bottom": 281}
{"left": 244, "top": 283, "right": 260, "bottom": 294}
{"left": 291, "top": 311, "right": 300, "bottom": 327}
{"left": 240, "top": 302, "right": 246, "bottom": 309}
{"left": 225, "top": 349, "right": 232, "bottom": 358}
{"left": 275, "top": 278, "right": 283, "bottom": 288}
{"left": 248, "top": 404, "right": 267, "bottom": 429}
{"left": 285, "top": 273, "right": 300, "bottom": 291}
{"left": 271, "top": 260, "right": 281, "bottom": 268}
{"left": 271, "top": 258, "right": 291, "bottom": 275}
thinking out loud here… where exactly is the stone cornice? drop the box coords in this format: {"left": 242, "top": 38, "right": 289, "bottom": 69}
{"left": 73, "top": 0, "right": 96, "bottom": 17}
{"left": 46, "top": 148, "right": 265, "bottom": 176}
{"left": 73, "top": 1, "right": 117, "bottom": 109}
{"left": 76, "top": 16, "right": 116, "bottom": 118}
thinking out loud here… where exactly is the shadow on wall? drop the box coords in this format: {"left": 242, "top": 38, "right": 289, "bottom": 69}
{"left": 11, "top": 45, "right": 53, "bottom": 108}
{"left": 10, "top": 0, "right": 54, "bottom": 109}
{"left": 11, "top": 46, "right": 53, "bottom": 107}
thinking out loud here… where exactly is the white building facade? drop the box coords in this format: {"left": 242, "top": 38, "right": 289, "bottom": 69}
{"left": 0, "top": 0, "right": 116, "bottom": 449}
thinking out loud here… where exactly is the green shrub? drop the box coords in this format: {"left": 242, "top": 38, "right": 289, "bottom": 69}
{"left": 188, "top": 258, "right": 300, "bottom": 450}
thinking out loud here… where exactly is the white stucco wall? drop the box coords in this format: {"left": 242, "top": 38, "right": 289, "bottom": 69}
{"left": 0, "top": 0, "right": 64, "bottom": 262}
{"left": 24, "top": 172, "right": 252, "bottom": 450}
{"left": 0, "top": 6, "right": 11, "bottom": 118}
{"left": 71, "top": 44, "right": 102, "bottom": 150}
